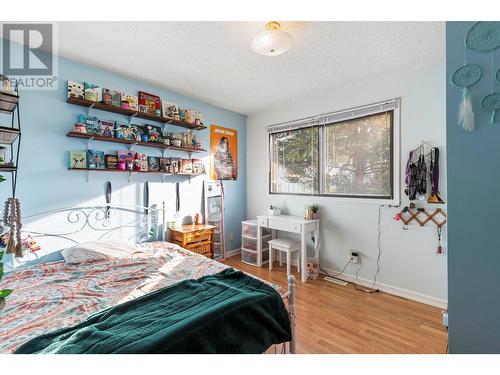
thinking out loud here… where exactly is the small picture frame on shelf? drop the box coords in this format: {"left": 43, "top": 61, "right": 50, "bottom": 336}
{"left": 110, "top": 90, "right": 122, "bottom": 107}
{"left": 118, "top": 150, "right": 136, "bottom": 162}
{"left": 192, "top": 158, "right": 205, "bottom": 175}
{"left": 192, "top": 110, "right": 203, "bottom": 126}
{"left": 130, "top": 125, "right": 144, "bottom": 142}
{"left": 79, "top": 115, "right": 100, "bottom": 135}
{"left": 69, "top": 150, "right": 86, "bottom": 169}
{"left": 161, "top": 100, "right": 179, "bottom": 119}
{"left": 145, "top": 124, "right": 162, "bottom": 143}
{"left": 138, "top": 91, "right": 161, "bottom": 116}
{"left": 147, "top": 156, "right": 159, "bottom": 172}
{"left": 84, "top": 82, "right": 102, "bottom": 102}
{"left": 122, "top": 94, "right": 138, "bottom": 111}
{"left": 104, "top": 154, "right": 118, "bottom": 169}
{"left": 102, "top": 88, "right": 113, "bottom": 106}
{"left": 73, "top": 123, "right": 87, "bottom": 133}
{"left": 171, "top": 157, "right": 180, "bottom": 174}
{"left": 99, "top": 120, "right": 115, "bottom": 137}
{"left": 102, "top": 89, "right": 121, "bottom": 107}
{"left": 159, "top": 157, "right": 171, "bottom": 173}
{"left": 135, "top": 153, "right": 148, "bottom": 171}
{"left": 180, "top": 158, "right": 193, "bottom": 174}
{"left": 115, "top": 122, "right": 133, "bottom": 140}
{"left": 67, "top": 81, "right": 84, "bottom": 100}
{"left": 87, "top": 150, "right": 105, "bottom": 169}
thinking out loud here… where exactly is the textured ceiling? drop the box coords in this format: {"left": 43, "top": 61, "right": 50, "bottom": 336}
{"left": 54, "top": 22, "right": 445, "bottom": 115}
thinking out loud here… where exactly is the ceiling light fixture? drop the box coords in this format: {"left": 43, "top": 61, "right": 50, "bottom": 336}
{"left": 251, "top": 21, "right": 294, "bottom": 57}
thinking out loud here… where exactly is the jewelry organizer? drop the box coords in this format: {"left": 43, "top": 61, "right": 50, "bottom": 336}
{"left": 397, "top": 206, "right": 447, "bottom": 228}
{"left": 394, "top": 205, "right": 447, "bottom": 254}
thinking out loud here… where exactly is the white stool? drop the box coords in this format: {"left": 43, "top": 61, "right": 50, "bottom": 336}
{"left": 268, "top": 238, "right": 301, "bottom": 277}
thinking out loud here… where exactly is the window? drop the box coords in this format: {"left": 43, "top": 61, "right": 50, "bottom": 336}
{"left": 270, "top": 127, "right": 319, "bottom": 194}
{"left": 268, "top": 100, "right": 399, "bottom": 202}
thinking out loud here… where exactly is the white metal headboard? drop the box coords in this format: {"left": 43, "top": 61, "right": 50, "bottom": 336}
{"left": 19, "top": 203, "right": 167, "bottom": 254}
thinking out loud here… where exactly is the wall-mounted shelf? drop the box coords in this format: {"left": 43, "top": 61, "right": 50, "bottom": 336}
{"left": 66, "top": 97, "right": 207, "bottom": 130}
{"left": 66, "top": 132, "right": 206, "bottom": 154}
{"left": 68, "top": 167, "right": 205, "bottom": 183}
{"left": 0, "top": 91, "right": 19, "bottom": 114}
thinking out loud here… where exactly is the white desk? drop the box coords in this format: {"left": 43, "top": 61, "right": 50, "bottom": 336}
{"left": 256, "top": 215, "right": 320, "bottom": 283}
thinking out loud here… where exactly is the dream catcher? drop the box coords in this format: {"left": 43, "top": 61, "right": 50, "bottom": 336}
{"left": 451, "top": 21, "right": 500, "bottom": 131}
{"left": 469, "top": 22, "right": 500, "bottom": 129}
{"left": 2, "top": 198, "right": 23, "bottom": 257}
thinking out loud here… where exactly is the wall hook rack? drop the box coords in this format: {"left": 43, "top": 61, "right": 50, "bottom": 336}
{"left": 396, "top": 207, "right": 447, "bottom": 229}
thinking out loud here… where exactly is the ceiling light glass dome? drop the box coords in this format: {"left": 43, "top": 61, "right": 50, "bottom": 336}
{"left": 251, "top": 22, "right": 294, "bottom": 56}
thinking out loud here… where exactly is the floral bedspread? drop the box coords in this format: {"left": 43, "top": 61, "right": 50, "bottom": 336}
{"left": 0, "top": 242, "right": 239, "bottom": 353}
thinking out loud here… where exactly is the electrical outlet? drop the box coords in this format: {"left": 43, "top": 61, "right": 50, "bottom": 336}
{"left": 442, "top": 311, "right": 448, "bottom": 328}
{"left": 348, "top": 250, "right": 360, "bottom": 264}
{"left": 229, "top": 233, "right": 234, "bottom": 241}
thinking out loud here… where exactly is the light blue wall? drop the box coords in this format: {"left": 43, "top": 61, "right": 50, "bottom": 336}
{"left": 447, "top": 22, "right": 500, "bottom": 353}
{"left": 0, "top": 38, "right": 246, "bottom": 255}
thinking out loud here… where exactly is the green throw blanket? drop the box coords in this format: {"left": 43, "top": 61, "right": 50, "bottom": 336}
{"left": 15, "top": 268, "right": 291, "bottom": 354}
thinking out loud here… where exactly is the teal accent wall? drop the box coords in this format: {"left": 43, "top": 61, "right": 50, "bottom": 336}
{"left": 447, "top": 22, "right": 500, "bottom": 353}
{"left": 0, "top": 38, "right": 246, "bottom": 257}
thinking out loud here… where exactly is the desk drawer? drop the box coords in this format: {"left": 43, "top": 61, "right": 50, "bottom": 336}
{"left": 257, "top": 217, "right": 268, "bottom": 227}
{"left": 267, "top": 219, "right": 301, "bottom": 233}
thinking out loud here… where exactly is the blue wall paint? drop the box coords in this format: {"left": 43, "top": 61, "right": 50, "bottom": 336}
{"left": 0, "top": 38, "right": 246, "bottom": 256}
{"left": 447, "top": 22, "right": 500, "bottom": 353}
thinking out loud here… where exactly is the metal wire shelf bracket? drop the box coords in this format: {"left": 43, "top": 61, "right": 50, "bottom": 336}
{"left": 86, "top": 102, "right": 96, "bottom": 116}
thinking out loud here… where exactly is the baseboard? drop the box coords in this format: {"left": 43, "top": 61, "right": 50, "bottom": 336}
{"left": 225, "top": 248, "right": 241, "bottom": 258}
{"left": 319, "top": 266, "right": 448, "bottom": 309}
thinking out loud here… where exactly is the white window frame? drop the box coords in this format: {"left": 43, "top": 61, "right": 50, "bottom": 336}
{"left": 267, "top": 99, "right": 401, "bottom": 205}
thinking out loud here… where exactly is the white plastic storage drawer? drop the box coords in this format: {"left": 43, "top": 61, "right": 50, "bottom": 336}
{"left": 242, "top": 236, "right": 257, "bottom": 251}
{"left": 241, "top": 249, "right": 269, "bottom": 266}
{"left": 242, "top": 219, "right": 270, "bottom": 238}
{"left": 241, "top": 249, "right": 258, "bottom": 265}
{"left": 242, "top": 236, "right": 269, "bottom": 252}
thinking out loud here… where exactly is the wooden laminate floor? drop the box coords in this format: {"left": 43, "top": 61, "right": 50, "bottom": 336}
{"left": 222, "top": 256, "right": 447, "bottom": 354}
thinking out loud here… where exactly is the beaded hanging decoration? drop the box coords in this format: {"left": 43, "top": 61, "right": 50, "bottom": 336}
{"left": 3, "top": 198, "right": 23, "bottom": 257}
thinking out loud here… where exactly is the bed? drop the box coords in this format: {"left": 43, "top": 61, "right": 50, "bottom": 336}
{"left": 0, "top": 205, "right": 296, "bottom": 354}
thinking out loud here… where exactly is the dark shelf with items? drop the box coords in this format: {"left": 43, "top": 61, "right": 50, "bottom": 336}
{"left": 66, "top": 132, "right": 206, "bottom": 153}
{"left": 66, "top": 97, "right": 207, "bottom": 130}
{"left": 0, "top": 91, "right": 19, "bottom": 114}
{"left": 69, "top": 167, "right": 205, "bottom": 177}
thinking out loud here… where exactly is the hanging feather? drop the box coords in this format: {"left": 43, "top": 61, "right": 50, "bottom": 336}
{"left": 489, "top": 111, "right": 497, "bottom": 127}
{"left": 481, "top": 93, "right": 500, "bottom": 128}
{"left": 458, "top": 87, "right": 476, "bottom": 132}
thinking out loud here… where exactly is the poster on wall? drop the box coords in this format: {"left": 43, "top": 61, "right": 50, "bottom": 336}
{"left": 210, "top": 124, "right": 238, "bottom": 180}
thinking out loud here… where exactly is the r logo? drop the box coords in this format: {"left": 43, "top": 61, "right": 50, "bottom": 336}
{"left": 3, "top": 23, "right": 53, "bottom": 76}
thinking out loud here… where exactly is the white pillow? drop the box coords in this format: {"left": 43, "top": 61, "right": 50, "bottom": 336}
{"left": 61, "top": 240, "right": 140, "bottom": 264}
